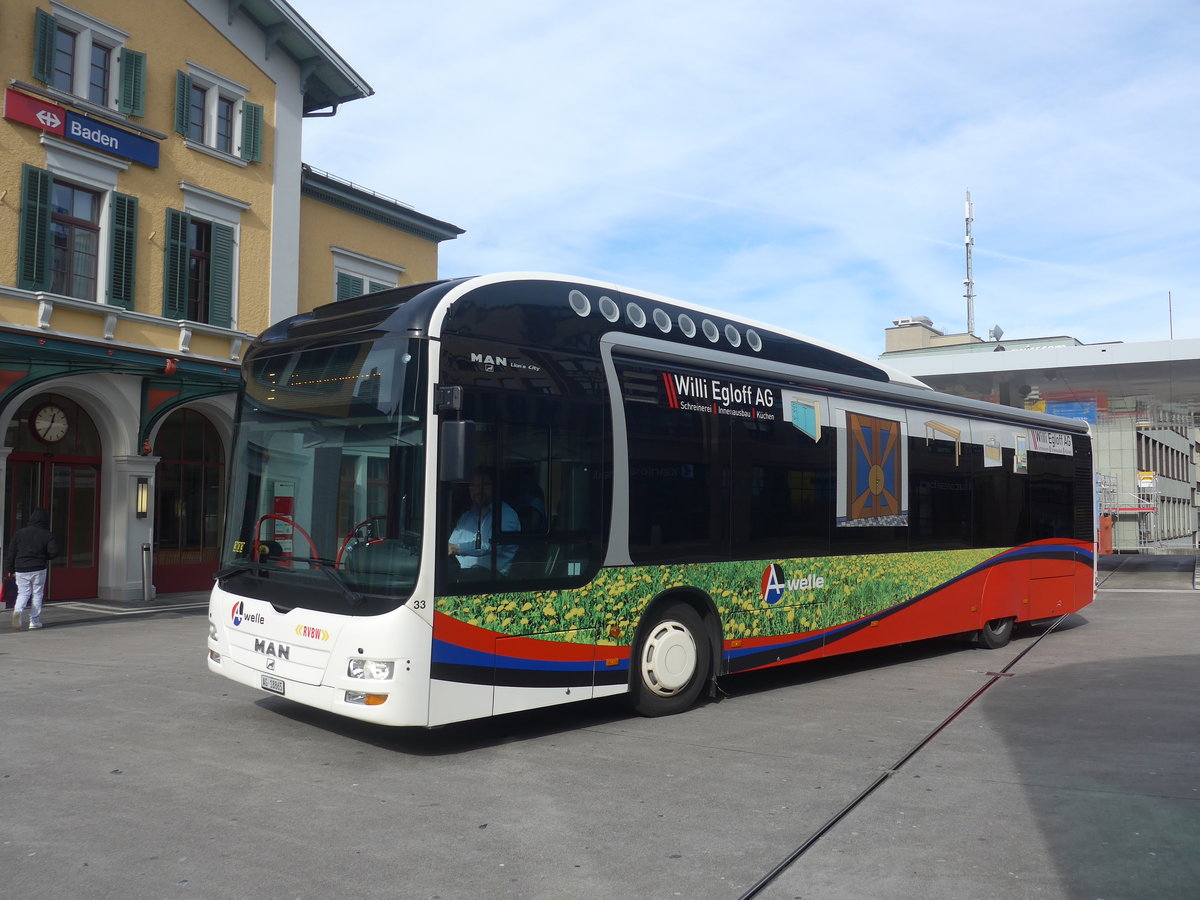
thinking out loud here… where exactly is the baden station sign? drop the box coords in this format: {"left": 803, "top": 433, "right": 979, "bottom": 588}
{"left": 4, "top": 87, "right": 159, "bottom": 168}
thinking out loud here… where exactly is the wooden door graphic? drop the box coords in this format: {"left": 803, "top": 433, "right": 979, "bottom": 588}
{"left": 846, "top": 412, "right": 902, "bottom": 522}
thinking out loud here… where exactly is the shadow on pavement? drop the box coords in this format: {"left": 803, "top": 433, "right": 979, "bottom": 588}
{"left": 252, "top": 615, "right": 1090, "bottom": 758}
{"left": 981, "top": 654, "right": 1200, "bottom": 899}
{"left": 255, "top": 691, "right": 637, "bottom": 755}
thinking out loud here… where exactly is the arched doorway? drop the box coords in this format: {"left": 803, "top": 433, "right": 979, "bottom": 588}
{"left": 4, "top": 394, "right": 101, "bottom": 601}
{"left": 153, "top": 408, "right": 225, "bottom": 592}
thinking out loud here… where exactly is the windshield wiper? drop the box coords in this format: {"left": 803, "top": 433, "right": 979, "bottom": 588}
{"left": 214, "top": 561, "right": 269, "bottom": 580}
{"left": 306, "top": 557, "right": 365, "bottom": 607}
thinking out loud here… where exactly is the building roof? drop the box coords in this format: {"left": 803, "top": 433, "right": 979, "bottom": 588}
{"left": 884, "top": 337, "right": 1200, "bottom": 421}
{"left": 235, "top": 0, "right": 373, "bottom": 114}
{"left": 301, "top": 165, "right": 465, "bottom": 242}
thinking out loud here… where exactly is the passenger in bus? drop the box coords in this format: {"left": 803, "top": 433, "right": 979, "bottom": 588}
{"left": 448, "top": 468, "right": 520, "bottom": 576}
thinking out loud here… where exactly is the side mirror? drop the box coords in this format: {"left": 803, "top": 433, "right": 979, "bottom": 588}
{"left": 439, "top": 420, "right": 476, "bottom": 483}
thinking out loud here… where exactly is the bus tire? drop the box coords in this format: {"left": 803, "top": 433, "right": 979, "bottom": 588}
{"left": 978, "top": 616, "right": 1014, "bottom": 649}
{"left": 629, "top": 602, "right": 710, "bottom": 717}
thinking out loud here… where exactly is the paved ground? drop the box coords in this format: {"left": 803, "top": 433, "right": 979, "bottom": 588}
{"left": 1, "top": 557, "right": 1197, "bottom": 899}
{"left": 7, "top": 590, "right": 211, "bottom": 628}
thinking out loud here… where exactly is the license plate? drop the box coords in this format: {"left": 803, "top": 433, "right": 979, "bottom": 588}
{"left": 261, "top": 674, "right": 285, "bottom": 695}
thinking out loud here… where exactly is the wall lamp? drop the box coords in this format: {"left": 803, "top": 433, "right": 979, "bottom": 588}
{"left": 136, "top": 477, "right": 149, "bottom": 519}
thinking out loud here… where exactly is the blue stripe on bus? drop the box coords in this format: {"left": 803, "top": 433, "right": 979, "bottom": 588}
{"left": 431, "top": 639, "right": 597, "bottom": 674}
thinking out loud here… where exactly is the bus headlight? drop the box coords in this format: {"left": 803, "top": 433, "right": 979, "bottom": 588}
{"left": 347, "top": 658, "right": 394, "bottom": 680}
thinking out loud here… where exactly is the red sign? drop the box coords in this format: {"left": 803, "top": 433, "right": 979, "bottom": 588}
{"left": 4, "top": 88, "right": 66, "bottom": 135}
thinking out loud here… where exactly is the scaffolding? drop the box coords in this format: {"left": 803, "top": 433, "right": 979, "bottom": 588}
{"left": 1098, "top": 472, "right": 1160, "bottom": 553}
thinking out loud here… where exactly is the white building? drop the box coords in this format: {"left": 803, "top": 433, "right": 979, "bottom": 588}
{"left": 882, "top": 320, "right": 1200, "bottom": 553}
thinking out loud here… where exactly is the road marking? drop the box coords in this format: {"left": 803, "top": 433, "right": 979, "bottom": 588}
{"left": 56, "top": 601, "right": 207, "bottom": 616}
{"left": 1099, "top": 588, "right": 1199, "bottom": 594}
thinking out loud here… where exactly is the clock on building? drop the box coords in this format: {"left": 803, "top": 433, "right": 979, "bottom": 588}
{"left": 31, "top": 403, "right": 69, "bottom": 443}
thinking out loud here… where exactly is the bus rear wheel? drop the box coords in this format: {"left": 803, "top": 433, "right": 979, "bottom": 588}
{"left": 978, "top": 616, "right": 1014, "bottom": 649}
{"left": 629, "top": 602, "right": 710, "bottom": 717}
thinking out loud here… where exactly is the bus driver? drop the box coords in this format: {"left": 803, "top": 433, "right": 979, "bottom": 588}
{"left": 448, "top": 468, "right": 520, "bottom": 577}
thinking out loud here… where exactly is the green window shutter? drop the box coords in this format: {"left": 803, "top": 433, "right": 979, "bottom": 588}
{"left": 118, "top": 49, "right": 146, "bottom": 117}
{"left": 174, "top": 71, "right": 191, "bottom": 135}
{"left": 17, "top": 164, "right": 53, "bottom": 291}
{"left": 33, "top": 9, "right": 56, "bottom": 84}
{"left": 368, "top": 281, "right": 392, "bottom": 293}
{"left": 240, "top": 101, "right": 263, "bottom": 162}
{"left": 162, "top": 209, "right": 189, "bottom": 318}
{"left": 108, "top": 193, "right": 138, "bottom": 309}
{"left": 208, "top": 222, "right": 234, "bottom": 328}
{"left": 336, "top": 272, "right": 363, "bottom": 301}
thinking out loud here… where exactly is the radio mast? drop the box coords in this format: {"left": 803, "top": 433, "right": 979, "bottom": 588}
{"left": 963, "top": 190, "right": 975, "bottom": 336}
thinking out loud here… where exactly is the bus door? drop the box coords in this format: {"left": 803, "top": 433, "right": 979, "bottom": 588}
{"left": 437, "top": 388, "right": 607, "bottom": 714}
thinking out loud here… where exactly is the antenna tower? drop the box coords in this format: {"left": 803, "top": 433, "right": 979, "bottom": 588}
{"left": 963, "top": 190, "right": 975, "bottom": 335}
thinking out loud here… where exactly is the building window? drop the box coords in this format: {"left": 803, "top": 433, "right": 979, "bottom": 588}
{"left": 17, "top": 149, "right": 138, "bottom": 308}
{"left": 88, "top": 42, "right": 111, "bottom": 105}
{"left": 163, "top": 208, "right": 234, "bottom": 328}
{"left": 216, "top": 96, "right": 235, "bottom": 154}
{"left": 335, "top": 271, "right": 395, "bottom": 301}
{"left": 34, "top": 6, "right": 142, "bottom": 115}
{"left": 187, "top": 83, "right": 207, "bottom": 143}
{"left": 52, "top": 26, "right": 76, "bottom": 93}
{"left": 187, "top": 219, "right": 212, "bottom": 323}
{"left": 331, "top": 247, "right": 405, "bottom": 302}
{"left": 174, "top": 66, "right": 263, "bottom": 162}
{"left": 49, "top": 181, "right": 101, "bottom": 301}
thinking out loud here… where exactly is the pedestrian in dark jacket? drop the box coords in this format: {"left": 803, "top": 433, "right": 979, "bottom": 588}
{"left": 5, "top": 507, "right": 59, "bottom": 630}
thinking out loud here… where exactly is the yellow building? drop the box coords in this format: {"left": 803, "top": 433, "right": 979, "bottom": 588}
{"left": 1, "top": 0, "right": 462, "bottom": 601}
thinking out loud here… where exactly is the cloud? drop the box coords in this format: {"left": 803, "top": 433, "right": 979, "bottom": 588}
{"left": 296, "top": 0, "right": 1200, "bottom": 354}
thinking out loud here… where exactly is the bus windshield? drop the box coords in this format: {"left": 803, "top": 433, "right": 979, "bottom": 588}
{"left": 218, "top": 336, "right": 427, "bottom": 615}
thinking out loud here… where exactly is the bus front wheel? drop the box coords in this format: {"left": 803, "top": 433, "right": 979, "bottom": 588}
{"left": 978, "top": 616, "right": 1014, "bottom": 649}
{"left": 629, "top": 602, "right": 710, "bottom": 717}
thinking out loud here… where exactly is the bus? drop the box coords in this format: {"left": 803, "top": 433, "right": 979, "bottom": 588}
{"left": 207, "top": 273, "right": 1094, "bottom": 726}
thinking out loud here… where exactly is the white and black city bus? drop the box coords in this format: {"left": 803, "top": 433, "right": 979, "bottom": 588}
{"left": 207, "top": 273, "right": 1094, "bottom": 727}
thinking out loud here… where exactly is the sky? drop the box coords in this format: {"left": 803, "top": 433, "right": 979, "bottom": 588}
{"left": 295, "top": 0, "right": 1200, "bottom": 360}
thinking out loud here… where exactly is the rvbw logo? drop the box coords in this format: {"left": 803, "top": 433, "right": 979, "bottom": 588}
{"left": 760, "top": 564, "right": 826, "bottom": 605}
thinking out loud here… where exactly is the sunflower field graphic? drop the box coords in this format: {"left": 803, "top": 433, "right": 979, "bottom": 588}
{"left": 438, "top": 547, "right": 1004, "bottom": 645}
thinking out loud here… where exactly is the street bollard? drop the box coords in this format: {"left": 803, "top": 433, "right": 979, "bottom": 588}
{"left": 142, "top": 543, "right": 153, "bottom": 604}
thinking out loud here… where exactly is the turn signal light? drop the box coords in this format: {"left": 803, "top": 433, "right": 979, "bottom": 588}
{"left": 345, "top": 691, "right": 388, "bottom": 706}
